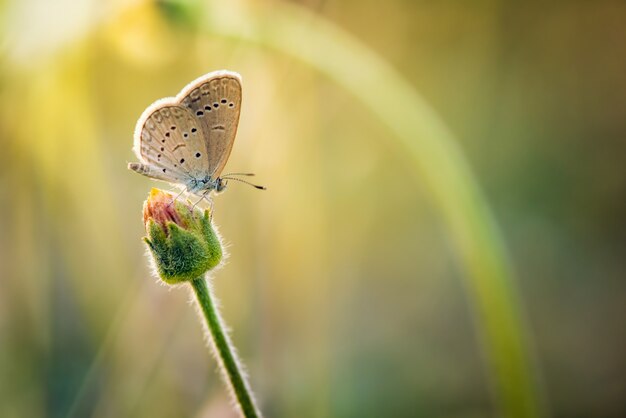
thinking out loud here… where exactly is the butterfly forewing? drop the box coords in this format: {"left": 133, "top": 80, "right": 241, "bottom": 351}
{"left": 179, "top": 73, "right": 242, "bottom": 178}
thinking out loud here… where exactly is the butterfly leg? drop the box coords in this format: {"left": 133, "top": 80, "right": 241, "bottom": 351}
{"left": 167, "top": 188, "right": 186, "bottom": 208}
{"left": 191, "top": 190, "right": 210, "bottom": 211}
{"left": 203, "top": 195, "right": 215, "bottom": 220}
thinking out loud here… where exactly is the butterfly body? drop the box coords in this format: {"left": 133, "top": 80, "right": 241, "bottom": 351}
{"left": 187, "top": 175, "right": 226, "bottom": 194}
{"left": 129, "top": 70, "right": 244, "bottom": 196}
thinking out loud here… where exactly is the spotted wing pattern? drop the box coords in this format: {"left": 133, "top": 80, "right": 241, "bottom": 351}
{"left": 133, "top": 103, "right": 212, "bottom": 182}
{"left": 129, "top": 70, "right": 242, "bottom": 189}
{"left": 179, "top": 72, "right": 242, "bottom": 178}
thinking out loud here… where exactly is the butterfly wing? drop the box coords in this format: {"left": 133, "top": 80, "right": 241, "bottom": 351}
{"left": 130, "top": 101, "right": 210, "bottom": 185}
{"left": 178, "top": 71, "right": 242, "bottom": 178}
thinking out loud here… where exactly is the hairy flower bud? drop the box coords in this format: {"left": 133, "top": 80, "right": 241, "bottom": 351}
{"left": 142, "top": 188, "right": 222, "bottom": 284}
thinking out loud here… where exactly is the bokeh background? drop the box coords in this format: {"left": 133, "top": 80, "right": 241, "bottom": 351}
{"left": 1, "top": 0, "right": 625, "bottom": 417}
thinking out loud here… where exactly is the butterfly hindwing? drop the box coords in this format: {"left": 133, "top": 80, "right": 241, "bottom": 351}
{"left": 133, "top": 102, "right": 214, "bottom": 181}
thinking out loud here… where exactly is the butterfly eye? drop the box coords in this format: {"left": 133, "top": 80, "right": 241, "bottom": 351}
{"left": 191, "top": 128, "right": 197, "bottom": 133}
{"left": 195, "top": 152, "right": 201, "bottom": 158}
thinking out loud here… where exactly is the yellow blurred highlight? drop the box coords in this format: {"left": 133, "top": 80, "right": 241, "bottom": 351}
{"left": 1, "top": 1, "right": 625, "bottom": 418}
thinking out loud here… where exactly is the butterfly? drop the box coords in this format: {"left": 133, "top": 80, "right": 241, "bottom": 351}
{"left": 128, "top": 70, "right": 265, "bottom": 200}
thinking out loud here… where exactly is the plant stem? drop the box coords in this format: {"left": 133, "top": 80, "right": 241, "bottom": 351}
{"left": 190, "top": 277, "right": 261, "bottom": 418}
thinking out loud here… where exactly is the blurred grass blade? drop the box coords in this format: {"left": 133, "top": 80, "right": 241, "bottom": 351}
{"left": 3, "top": 0, "right": 548, "bottom": 415}
{"left": 192, "top": 1, "right": 547, "bottom": 417}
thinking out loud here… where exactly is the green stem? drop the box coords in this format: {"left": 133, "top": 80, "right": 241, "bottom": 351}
{"left": 190, "top": 277, "right": 261, "bottom": 418}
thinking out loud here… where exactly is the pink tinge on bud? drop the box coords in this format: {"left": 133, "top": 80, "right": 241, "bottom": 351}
{"left": 143, "top": 189, "right": 188, "bottom": 233}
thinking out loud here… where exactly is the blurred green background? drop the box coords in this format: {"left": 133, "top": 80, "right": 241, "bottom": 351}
{"left": 1, "top": 0, "right": 624, "bottom": 417}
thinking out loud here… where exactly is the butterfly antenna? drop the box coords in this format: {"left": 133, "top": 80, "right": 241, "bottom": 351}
{"left": 221, "top": 177, "right": 266, "bottom": 190}
{"left": 221, "top": 172, "right": 256, "bottom": 177}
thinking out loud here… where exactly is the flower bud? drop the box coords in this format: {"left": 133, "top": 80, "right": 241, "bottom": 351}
{"left": 142, "top": 188, "right": 222, "bottom": 284}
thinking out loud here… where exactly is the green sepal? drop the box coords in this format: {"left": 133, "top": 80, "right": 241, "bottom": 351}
{"left": 144, "top": 212, "right": 222, "bottom": 285}
{"left": 147, "top": 219, "right": 168, "bottom": 250}
{"left": 199, "top": 210, "right": 222, "bottom": 270}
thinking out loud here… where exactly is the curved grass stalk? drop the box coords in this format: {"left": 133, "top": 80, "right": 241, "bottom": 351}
{"left": 196, "top": 1, "right": 547, "bottom": 417}
{"left": 8, "top": 0, "right": 547, "bottom": 415}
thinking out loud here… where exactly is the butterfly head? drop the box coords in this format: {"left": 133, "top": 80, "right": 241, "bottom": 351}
{"left": 216, "top": 178, "right": 227, "bottom": 193}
